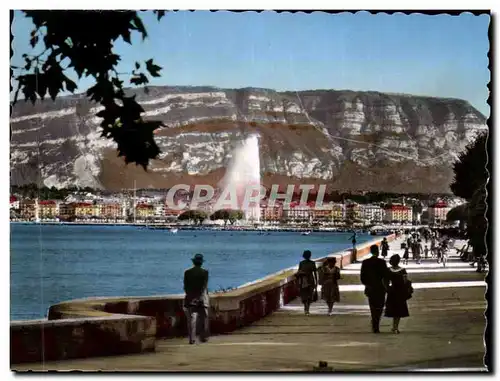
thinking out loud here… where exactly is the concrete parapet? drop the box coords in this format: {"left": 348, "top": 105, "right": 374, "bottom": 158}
{"left": 11, "top": 234, "right": 392, "bottom": 364}
{"left": 10, "top": 315, "right": 156, "bottom": 365}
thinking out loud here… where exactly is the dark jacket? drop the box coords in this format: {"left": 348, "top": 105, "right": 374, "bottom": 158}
{"left": 360, "top": 256, "right": 389, "bottom": 297}
{"left": 382, "top": 241, "right": 389, "bottom": 252}
{"left": 297, "top": 259, "right": 317, "bottom": 288}
{"left": 183, "top": 266, "right": 209, "bottom": 307}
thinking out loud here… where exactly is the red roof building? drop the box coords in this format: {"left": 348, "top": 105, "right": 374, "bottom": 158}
{"left": 39, "top": 200, "right": 57, "bottom": 206}
{"left": 383, "top": 204, "right": 413, "bottom": 222}
{"left": 428, "top": 201, "right": 451, "bottom": 224}
{"left": 74, "top": 202, "right": 93, "bottom": 207}
{"left": 429, "top": 201, "right": 449, "bottom": 208}
{"left": 384, "top": 204, "right": 412, "bottom": 211}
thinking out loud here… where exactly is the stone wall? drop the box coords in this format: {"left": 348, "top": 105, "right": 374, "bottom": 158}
{"left": 10, "top": 315, "right": 155, "bottom": 365}
{"left": 11, "top": 234, "right": 395, "bottom": 364}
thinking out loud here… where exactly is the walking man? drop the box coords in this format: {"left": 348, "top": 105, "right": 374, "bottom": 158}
{"left": 183, "top": 253, "right": 210, "bottom": 344}
{"left": 361, "top": 244, "right": 389, "bottom": 333}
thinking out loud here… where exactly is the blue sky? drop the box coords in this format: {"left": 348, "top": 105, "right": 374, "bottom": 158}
{"left": 12, "top": 11, "right": 490, "bottom": 116}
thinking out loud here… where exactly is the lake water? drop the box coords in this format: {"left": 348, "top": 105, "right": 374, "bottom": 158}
{"left": 10, "top": 224, "right": 372, "bottom": 320}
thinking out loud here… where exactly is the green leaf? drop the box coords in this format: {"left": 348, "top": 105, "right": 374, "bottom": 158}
{"left": 145, "top": 59, "right": 162, "bottom": 77}
{"left": 131, "top": 14, "right": 147, "bottom": 40}
{"left": 130, "top": 73, "right": 149, "bottom": 86}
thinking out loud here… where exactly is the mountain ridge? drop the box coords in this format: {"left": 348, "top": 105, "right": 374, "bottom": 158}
{"left": 10, "top": 85, "right": 488, "bottom": 194}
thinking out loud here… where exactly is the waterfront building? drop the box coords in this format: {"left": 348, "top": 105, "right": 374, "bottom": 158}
{"left": 135, "top": 203, "right": 155, "bottom": 219}
{"left": 346, "top": 203, "right": 362, "bottom": 221}
{"left": 383, "top": 204, "right": 413, "bottom": 223}
{"left": 331, "top": 203, "right": 346, "bottom": 222}
{"left": 260, "top": 202, "right": 284, "bottom": 223}
{"left": 283, "top": 202, "right": 312, "bottom": 223}
{"left": 74, "top": 202, "right": 98, "bottom": 219}
{"left": 309, "top": 203, "right": 333, "bottom": 222}
{"left": 10, "top": 196, "right": 20, "bottom": 210}
{"left": 121, "top": 199, "right": 131, "bottom": 219}
{"left": 58, "top": 203, "right": 76, "bottom": 220}
{"left": 38, "top": 200, "right": 59, "bottom": 220}
{"left": 413, "top": 211, "right": 422, "bottom": 224}
{"left": 100, "top": 202, "right": 123, "bottom": 220}
{"left": 153, "top": 202, "right": 166, "bottom": 220}
{"left": 428, "top": 201, "right": 451, "bottom": 225}
{"left": 19, "top": 199, "right": 36, "bottom": 220}
{"left": 361, "top": 204, "right": 384, "bottom": 222}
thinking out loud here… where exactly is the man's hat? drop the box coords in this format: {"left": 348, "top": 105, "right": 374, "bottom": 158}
{"left": 192, "top": 253, "right": 204, "bottom": 263}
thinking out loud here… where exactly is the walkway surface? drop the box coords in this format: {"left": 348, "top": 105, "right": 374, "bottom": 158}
{"left": 14, "top": 237, "right": 487, "bottom": 372}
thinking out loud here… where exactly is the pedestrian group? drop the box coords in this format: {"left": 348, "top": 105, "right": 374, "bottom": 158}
{"left": 182, "top": 228, "right": 462, "bottom": 343}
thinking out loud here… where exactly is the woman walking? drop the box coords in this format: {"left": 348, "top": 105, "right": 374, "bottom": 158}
{"left": 385, "top": 254, "right": 411, "bottom": 334}
{"left": 441, "top": 241, "right": 449, "bottom": 268}
{"left": 402, "top": 244, "right": 410, "bottom": 265}
{"left": 296, "top": 250, "right": 318, "bottom": 315}
{"left": 321, "top": 257, "right": 341, "bottom": 315}
{"left": 381, "top": 237, "right": 389, "bottom": 260}
{"left": 415, "top": 239, "right": 423, "bottom": 265}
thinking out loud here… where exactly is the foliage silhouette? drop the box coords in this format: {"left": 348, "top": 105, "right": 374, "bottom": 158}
{"left": 449, "top": 132, "right": 488, "bottom": 258}
{"left": 450, "top": 133, "right": 488, "bottom": 200}
{"left": 12, "top": 10, "right": 166, "bottom": 170}
{"left": 446, "top": 203, "right": 468, "bottom": 222}
{"left": 467, "top": 187, "right": 487, "bottom": 258}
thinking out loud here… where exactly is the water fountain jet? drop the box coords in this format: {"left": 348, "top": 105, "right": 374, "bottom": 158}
{"left": 219, "top": 134, "right": 262, "bottom": 223}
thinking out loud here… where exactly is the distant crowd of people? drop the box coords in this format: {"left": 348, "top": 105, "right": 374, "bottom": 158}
{"left": 400, "top": 229, "right": 451, "bottom": 267}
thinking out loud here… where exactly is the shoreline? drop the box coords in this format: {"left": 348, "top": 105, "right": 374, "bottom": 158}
{"left": 10, "top": 220, "right": 421, "bottom": 232}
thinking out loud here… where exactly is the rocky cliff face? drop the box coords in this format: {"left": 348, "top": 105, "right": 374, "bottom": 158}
{"left": 10, "top": 86, "right": 488, "bottom": 193}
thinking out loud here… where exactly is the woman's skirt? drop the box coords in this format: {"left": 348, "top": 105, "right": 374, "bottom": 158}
{"left": 300, "top": 286, "right": 315, "bottom": 303}
{"left": 384, "top": 290, "right": 409, "bottom": 318}
{"left": 322, "top": 282, "right": 340, "bottom": 303}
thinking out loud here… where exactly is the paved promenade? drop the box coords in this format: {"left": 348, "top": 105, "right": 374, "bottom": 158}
{"left": 15, "top": 237, "right": 487, "bottom": 372}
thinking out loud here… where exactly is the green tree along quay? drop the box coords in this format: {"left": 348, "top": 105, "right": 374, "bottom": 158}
{"left": 449, "top": 132, "right": 489, "bottom": 258}
{"left": 210, "top": 209, "right": 244, "bottom": 226}
{"left": 11, "top": 10, "right": 166, "bottom": 170}
{"left": 210, "top": 209, "right": 230, "bottom": 226}
{"left": 178, "top": 210, "right": 208, "bottom": 225}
